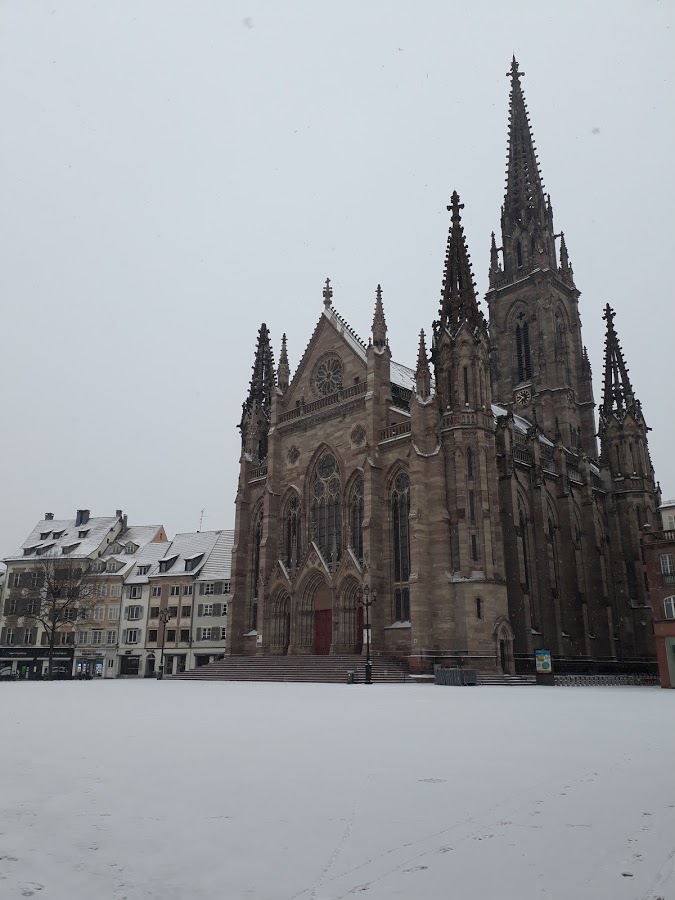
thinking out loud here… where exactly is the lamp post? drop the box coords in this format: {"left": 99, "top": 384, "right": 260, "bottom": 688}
{"left": 157, "top": 608, "right": 171, "bottom": 679}
{"left": 357, "top": 584, "right": 377, "bottom": 685}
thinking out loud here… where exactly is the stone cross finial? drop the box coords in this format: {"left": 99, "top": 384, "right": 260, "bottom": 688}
{"left": 323, "top": 277, "right": 333, "bottom": 308}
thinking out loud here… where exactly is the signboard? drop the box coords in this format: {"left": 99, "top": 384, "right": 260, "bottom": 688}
{"left": 535, "top": 649, "right": 552, "bottom": 673}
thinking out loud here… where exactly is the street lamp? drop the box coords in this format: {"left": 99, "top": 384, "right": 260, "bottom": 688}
{"left": 157, "top": 608, "right": 171, "bottom": 679}
{"left": 357, "top": 584, "right": 377, "bottom": 685}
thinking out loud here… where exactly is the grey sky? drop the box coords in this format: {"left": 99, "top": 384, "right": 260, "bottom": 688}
{"left": 1, "top": 1, "right": 673, "bottom": 555}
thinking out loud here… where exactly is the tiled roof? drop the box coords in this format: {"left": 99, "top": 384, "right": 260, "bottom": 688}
{"left": 5, "top": 515, "right": 122, "bottom": 562}
{"left": 152, "top": 531, "right": 223, "bottom": 579}
{"left": 196, "top": 530, "right": 234, "bottom": 581}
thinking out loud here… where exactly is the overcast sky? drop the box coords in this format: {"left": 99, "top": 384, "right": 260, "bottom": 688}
{"left": 1, "top": 1, "right": 673, "bottom": 555}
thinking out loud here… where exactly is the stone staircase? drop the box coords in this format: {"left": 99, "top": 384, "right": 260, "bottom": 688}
{"left": 173, "top": 654, "right": 411, "bottom": 684}
{"left": 477, "top": 673, "right": 537, "bottom": 686}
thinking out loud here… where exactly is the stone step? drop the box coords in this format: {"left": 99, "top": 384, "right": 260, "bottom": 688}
{"left": 173, "top": 654, "right": 410, "bottom": 684}
{"left": 477, "top": 674, "right": 537, "bottom": 686}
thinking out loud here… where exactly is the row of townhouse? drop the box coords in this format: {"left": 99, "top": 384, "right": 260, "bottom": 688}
{"left": 0, "top": 510, "right": 233, "bottom": 679}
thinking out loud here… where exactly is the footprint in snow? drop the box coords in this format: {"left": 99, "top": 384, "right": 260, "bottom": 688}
{"left": 403, "top": 865, "right": 428, "bottom": 873}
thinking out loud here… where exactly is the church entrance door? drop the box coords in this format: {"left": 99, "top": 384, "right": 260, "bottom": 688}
{"left": 499, "top": 640, "right": 508, "bottom": 674}
{"left": 314, "top": 610, "right": 332, "bottom": 655}
{"left": 313, "top": 581, "right": 332, "bottom": 655}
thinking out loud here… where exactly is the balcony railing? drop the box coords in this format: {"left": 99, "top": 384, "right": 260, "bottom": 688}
{"left": 277, "top": 381, "right": 368, "bottom": 424}
{"left": 379, "top": 421, "right": 412, "bottom": 442}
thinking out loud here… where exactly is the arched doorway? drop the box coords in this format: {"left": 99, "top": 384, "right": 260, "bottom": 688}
{"left": 493, "top": 617, "right": 515, "bottom": 675}
{"left": 270, "top": 590, "right": 291, "bottom": 655}
{"left": 336, "top": 578, "right": 363, "bottom": 654}
{"left": 313, "top": 581, "right": 332, "bottom": 655}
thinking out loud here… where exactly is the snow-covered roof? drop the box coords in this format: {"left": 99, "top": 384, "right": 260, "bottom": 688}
{"left": 102, "top": 526, "right": 164, "bottom": 557}
{"left": 390, "top": 361, "right": 415, "bottom": 391}
{"left": 5, "top": 514, "right": 122, "bottom": 563}
{"left": 196, "top": 530, "right": 234, "bottom": 581}
{"left": 491, "top": 404, "right": 554, "bottom": 447}
{"left": 152, "top": 531, "right": 224, "bottom": 578}
{"left": 124, "top": 541, "right": 173, "bottom": 584}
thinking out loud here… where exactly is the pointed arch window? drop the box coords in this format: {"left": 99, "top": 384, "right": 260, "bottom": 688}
{"left": 284, "top": 496, "right": 302, "bottom": 570}
{"left": 250, "top": 510, "right": 263, "bottom": 631}
{"left": 311, "top": 454, "right": 342, "bottom": 563}
{"left": 349, "top": 476, "right": 364, "bottom": 563}
{"left": 515, "top": 320, "right": 532, "bottom": 383}
{"left": 467, "top": 447, "right": 474, "bottom": 480}
{"left": 516, "top": 240, "right": 523, "bottom": 268}
{"left": 392, "top": 473, "right": 411, "bottom": 622}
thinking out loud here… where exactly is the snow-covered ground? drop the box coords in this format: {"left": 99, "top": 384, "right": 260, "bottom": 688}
{"left": 1, "top": 682, "right": 673, "bottom": 900}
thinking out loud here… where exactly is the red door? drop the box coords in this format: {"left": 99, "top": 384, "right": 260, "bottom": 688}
{"left": 314, "top": 609, "right": 332, "bottom": 655}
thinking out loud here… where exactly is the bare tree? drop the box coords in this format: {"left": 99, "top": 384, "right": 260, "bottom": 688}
{"left": 20, "top": 553, "right": 98, "bottom": 679}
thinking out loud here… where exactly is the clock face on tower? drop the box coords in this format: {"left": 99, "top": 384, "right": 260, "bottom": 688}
{"left": 515, "top": 388, "right": 532, "bottom": 406}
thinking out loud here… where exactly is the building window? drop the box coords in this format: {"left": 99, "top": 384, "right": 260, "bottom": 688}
{"left": 106, "top": 631, "right": 116, "bottom": 645}
{"left": 5, "top": 628, "right": 15, "bottom": 645}
{"left": 392, "top": 472, "right": 411, "bottom": 622}
{"left": 203, "top": 583, "right": 215, "bottom": 596}
{"left": 463, "top": 366, "right": 469, "bottom": 405}
{"left": 147, "top": 629, "right": 158, "bottom": 642}
{"left": 203, "top": 604, "right": 213, "bottom": 617}
{"left": 109, "top": 584, "right": 121, "bottom": 598}
{"left": 150, "top": 606, "right": 159, "bottom": 619}
{"left": 284, "top": 495, "right": 303, "bottom": 569}
{"left": 349, "top": 476, "right": 364, "bottom": 563}
{"left": 201, "top": 627, "right": 212, "bottom": 641}
{"left": 183, "top": 584, "right": 193, "bottom": 596}
{"left": 107, "top": 659, "right": 114, "bottom": 668}
{"left": 95, "top": 584, "right": 107, "bottom": 599}
{"left": 124, "top": 629, "right": 139, "bottom": 644}
{"left": 467, "top": 447, "right": 473, "bottom": 480}
{"left": 127, "top": 586, "right": 142, "bottom": 600}
{"left": 151, "top": 586, "right": 161, "bottom": 597}
{"left": 107, "top": 605, "right": 119, "bottom": 622}
{"left": 168, "top": 606, "right": 178, "bottom": 619}
{"left": 311, "top": 454, "right": 342, "bottom": 563}
{"left": 170, "top": 585, "right": 180, "bottom": 597}
{"left": 92, "top": 631, "right": 103, "bottom": 646}
{"left": 664, "top": 597, "right": 675, "bottom": 620}
{"left": 180, "top": 628, "right": 190, "bottom": 642}
{"left": 13, "top": 573, "right": 20, "bottom": 588}
{"left": 93, "top": 606, "right": 105, "bottom": 621}
{"left": 181, "top": 606, "right": 191, "bottom": 618}
{"left": 167, "top": 629, "right": 176, "bottom": 642}
{"left": 471, "top": 534, "right": 479, "bottom": 561}
{"left": 250, "top": 510, "right": 263, "bottom": 631}
{"left": 136, "top": 565, "right": 150, "bottom": 576}
{"left": 515, "top": 320, "right": 532, "bottom": 383}
{"left": 660, "top": 554, "right": 674, "bottom": 575}
{"left": 469, "top": 490, "right": 476, "bottom": 525}
{"left": 126, "top": 605, "right": 142, "bottom": 621}
{"left": 476, "top": 597, "right": 483, "bottom": 620}
{"left": 77, "top": 631, "right": 89, "bottom": 645}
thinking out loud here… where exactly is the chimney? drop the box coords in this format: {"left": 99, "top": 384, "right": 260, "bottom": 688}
{"left": 122, "top": 514, "right": 128, "bottom": 531}
{"left": 116, "top": 509, "right": 123, "bottom": 518}
{"left": 75, "top": 509, "right": 90, "bottom": 527}
{"left": 45, "top": 512, "right": 54, "bottom": 521}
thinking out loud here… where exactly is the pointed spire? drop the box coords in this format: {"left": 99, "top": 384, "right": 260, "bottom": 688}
{"left": 489, "top": 231, "right": 501, "bottom": 287}
{"left": 438, "top": 191, "right": 484, "bottom": 334}
{"left": 371, "top": 283, "right": 387, "bottom": 350}
{"left": 277, "top": 333, "right": 290, "bottom": 392}
{"left": 601, "top": 305, "right": 636, "bottom": 418}
{"left": 415, "top": 330, "right": 431, "bottom": 400}
{"left": 322, "top": 277, "right": 333, "bottom": 308}
{"left": 240, "top": 323, "right": 276, "bottom": 431}
{"left": 582, "top": 345, "right": 591, "bottom": 376}
{"left": 501, "top": 57, "right": 555, "bottom": 275}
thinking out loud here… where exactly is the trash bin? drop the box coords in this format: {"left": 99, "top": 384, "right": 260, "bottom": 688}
{"left": 156, "top": 671, "right": 163, "bottom": 681}
{"left": 347, "top": 670, "right": 355, "bottom": 684}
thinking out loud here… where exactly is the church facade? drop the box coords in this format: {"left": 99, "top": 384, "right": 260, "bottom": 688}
{"left": 227, "top": 59, "right": 659, "bottom": 674}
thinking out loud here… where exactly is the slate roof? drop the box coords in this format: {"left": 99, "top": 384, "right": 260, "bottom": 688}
{"left": 152, "top": 531, "right": 224, "bottom": 579}
{"left": 5, "top": 515, "right": 122, "bottom": 562}
{"left": 196, "top": 530, "right": 234, "bottom": 581}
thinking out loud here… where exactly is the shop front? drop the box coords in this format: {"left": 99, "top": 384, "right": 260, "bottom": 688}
{"left": 0, "top": 647, "right": 75, "bottom": 679}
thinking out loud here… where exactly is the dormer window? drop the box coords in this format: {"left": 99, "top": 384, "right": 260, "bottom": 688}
{"left": 78, "top": 530, "right": 89, "bottom": 539}
{"left": 136, "top": 565, "right": 150, "bottom": 576}
{"left": 61, "top": 543, "right": 81, "bottom": 555}
{"left": 53, "top": 530, "right": 65, "bottom": 539}
{"left": 92, "top": 562, "right": 105, "bottom": 574}
{"left": 184, "top": 553, "right": 205, "bottom": 572}
{"left": 36, "top": 543, "right": 55, "bottom": 555}
{"left": 110, "top": 544, "right": 122, "bottom": 555}
{"left": 106, "top": 560, "right": 120, "bottom": 573}
{"left": 23, "top": 547, "right": 37, "bottom": 556}
{"left": 40, "top": 532, "right": 50, "bottom": 540}
{"left": 125, "top": 543, "right": 138, "bottom": 555}
{"left": 159, "top": 555, "right": 178, "bottom": 573}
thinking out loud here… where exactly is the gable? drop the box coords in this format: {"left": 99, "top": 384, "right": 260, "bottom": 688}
{"left": 281, "top": 308, "right": 368, "bottom": 411}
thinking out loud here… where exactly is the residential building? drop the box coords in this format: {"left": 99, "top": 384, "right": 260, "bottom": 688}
{"left": 1, "top": 511, "right": 166, "bottom": 678}
{"left": 643, "top": 527, "right": 675, "bottom": 688}
{"left": 228, "top": 58, "right": 659, "bottom": 675}
{"left": 659, "top": 500, "right": 675, "bottom": 531}
{"left": 79, "top": 526, "right": 167, "bottom": 677}
{"left": 146, "top": 530, "right": 233, "bottom": 675}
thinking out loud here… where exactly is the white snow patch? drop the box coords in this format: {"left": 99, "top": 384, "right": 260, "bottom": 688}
{"left": 0, "top": 682, "right": 673, "bottom": 899}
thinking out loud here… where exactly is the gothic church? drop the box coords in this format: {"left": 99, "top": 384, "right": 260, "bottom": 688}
{"left": 228, "top": 58, "right": 659, "bottom": 674}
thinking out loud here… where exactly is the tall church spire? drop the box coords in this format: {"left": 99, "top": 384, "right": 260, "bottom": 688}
{"left": 277, "top": 333, "right": 290, "bottom": 393}
{"left": 601, "top": 305, "right": 636, "bottom": 419}
{"left": 438, "top": 191, "right": 484, "bottom": 334}
{"left": 240, "top": 323, "right": 276, "bottom": 430}
{"left": 501, "top": 57, "right": 556, "bottom": 276}
{"left": 371, "top": 283, "right": 388, "bottom": 350}
{"left": 415, "top": 330, "right": 431, "bottom": 399}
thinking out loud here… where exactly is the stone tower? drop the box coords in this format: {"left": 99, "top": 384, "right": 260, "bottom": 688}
{"left": 599, "top": 305, "right": 660, "bottom": 657}
{"left": 487, "top": 57, "right": 597, "bottom": 458}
